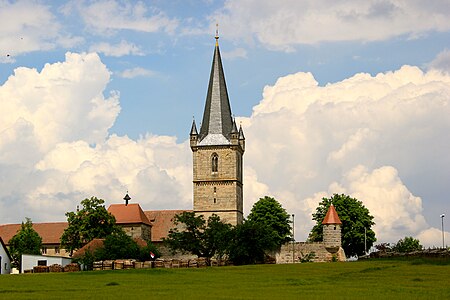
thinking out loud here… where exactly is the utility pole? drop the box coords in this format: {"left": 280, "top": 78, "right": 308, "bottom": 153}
{"left": 364, "top": 227, "right": 367, "bottom": 255}
{"left": 441, "top": 214, "right": 445, "bottom": 249}
{"left": 292, "top": 214, "right": 295, "bottom": 263}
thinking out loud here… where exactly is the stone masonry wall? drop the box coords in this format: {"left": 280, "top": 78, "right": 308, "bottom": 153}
{"left": 193, "top": 147, "right": 242, "bottom": 182}
{"left": 323, "top": 224, "right": 341, "bottom": 250}
{"left": 193, "top": 145, "right": 243, "bottom": 226}
{"left": 275, "top": 242, "right": 346, "bottom": 263}
{"left": 122, "top": 224, "right": 151, "bottom": 241}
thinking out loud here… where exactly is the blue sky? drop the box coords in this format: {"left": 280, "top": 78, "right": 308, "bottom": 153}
{"left": 2, "top": 1, "right": 449, "bottom": 139}
{"left": 1, "top": 0, "right": 450, "bottom": 246}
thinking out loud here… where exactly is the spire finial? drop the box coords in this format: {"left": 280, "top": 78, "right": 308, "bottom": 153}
{"left": 215, "top": 22, "right": 219, "bottom": 46}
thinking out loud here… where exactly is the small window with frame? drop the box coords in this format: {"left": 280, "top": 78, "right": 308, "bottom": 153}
{"left": 211, "top": 153, "right": 219, "bottom": 173}
{"left": 38, "top": 260, "right": 47, "bottom": 266}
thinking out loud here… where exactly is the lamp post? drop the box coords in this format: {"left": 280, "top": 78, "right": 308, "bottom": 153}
{"left": 292, "top": 214, "right": 295, "bottom": 263}
{"left": 440, "top": 214, "right": 445, "bottom": 249}
{"left": 364, "top": 227, "right": 367, "bottom": 255}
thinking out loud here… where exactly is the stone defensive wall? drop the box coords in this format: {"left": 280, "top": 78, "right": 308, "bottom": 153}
{"left": 275, "top": 242, "right": 346, "bottom": 263}
{"left": 366, "top": 248, "right": 450, "bottom": 259}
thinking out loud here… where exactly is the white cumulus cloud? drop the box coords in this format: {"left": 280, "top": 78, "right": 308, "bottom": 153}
{"left": 117, "top": 67, "right": 157, "bottom": 79}
{"left": 64, "top": 0, "right": 179, "bottom": 35}
{"left": 0, "top": 1, "right": 80, "bottom": 60}
{"left": 427, "top": 49, "right": 450, "bottom": 73}
{"left": 242, "top": 65, "right": 450, "bottom": 247}
{"left": 0, "top": 52, "right": 189, "bottom": 223}
{"left": 90, "top": 40, "right": 144, "bottom": 57}
{"left": 212, "top": 0, "right": 450, "bottom": 50}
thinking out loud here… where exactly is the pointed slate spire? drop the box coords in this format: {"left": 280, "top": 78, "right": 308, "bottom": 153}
{"left": 190, "top": 118, "right": 198, "bottom": 135}
{"left": 198, "top": 32, "right": 234, "bottom": 145}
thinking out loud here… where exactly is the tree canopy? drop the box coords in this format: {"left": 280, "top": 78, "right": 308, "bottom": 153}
{"left": 60, "top": 197, "right": 119, "bottom": 255}
{"left": 308, "top": 194, "right": 376, "bottom": 257}
{"left": 8, "top": 218, "right": 42, "bottom": 268}
{"left": 227, "top": 220, "right": 278, "bottom": 265}
{"left": 392, "top": 236, "right": 422, "bottom": 253}
{"left": 164, "top": 212, "right": 232, "bottom": 265}
{"left": 75, "top": 228, "right": 161, "bottom": 270}
{"left": 247, "top": 196, "right": 292, "bottom": 247}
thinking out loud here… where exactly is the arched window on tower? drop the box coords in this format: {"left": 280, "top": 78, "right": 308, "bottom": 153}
{"left": 212, "top": 153, "right": 218, "bottom": 173}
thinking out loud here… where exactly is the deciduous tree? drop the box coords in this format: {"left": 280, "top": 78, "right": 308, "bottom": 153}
{"left": 308, "top": 194, "right": 376, "bottom": 257}
{"left": 8, "top": 218, "right": 42, "bottom": 268}
{"left": 164, "top": 212, "right": 232, "bottom": 265}
{"left": 247, "top": 196, "right": 292, "bottom": 247}
{"left": 228, "top": 220, "right": 278, "bottom": 265}
{"left": 392, "top": 236, "right": 422, "bottom": 253}
{"left": 60, "top": 197, "right": 119, "bottom": 255}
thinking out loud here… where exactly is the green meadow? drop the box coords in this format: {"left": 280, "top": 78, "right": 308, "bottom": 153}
{"left": 0, "top": 259, "right": 449, "bottom": 299}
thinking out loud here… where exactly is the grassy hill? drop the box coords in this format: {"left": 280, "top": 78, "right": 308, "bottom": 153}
{"left": 0, "top": 258, "right": 449, "bottom": 299}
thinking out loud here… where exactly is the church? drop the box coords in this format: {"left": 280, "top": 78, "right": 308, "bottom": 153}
{"left": 0, "top": 32, "right": 245, "bottom": 258}
{"left": 0, "top": 33, "right": 345, "bottom": 264}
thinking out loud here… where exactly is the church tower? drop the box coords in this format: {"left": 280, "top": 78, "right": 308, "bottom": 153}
{"left": 190, "top": 32, "right": 245, "bottom": 226}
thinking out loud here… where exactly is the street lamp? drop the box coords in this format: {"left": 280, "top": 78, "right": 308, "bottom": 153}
{"left": 292, "top": 214, "right": 295, "bottom": 263}
{"left": 364, "top": 227, "right": 367, "bottom": 255}
{"left": 440, "top": 214, "right": 445, "bottom": 249}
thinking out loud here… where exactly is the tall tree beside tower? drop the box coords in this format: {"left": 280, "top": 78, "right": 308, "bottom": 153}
{"left": 309, "top": 194, "right": 376, "bottom": 257}
{"left": 247, "top": 196, "right": 292, "bottom": 247}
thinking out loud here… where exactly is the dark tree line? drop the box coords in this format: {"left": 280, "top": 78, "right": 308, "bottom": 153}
{"left": 164, "top": 196, "right": 292, "bottom": 265}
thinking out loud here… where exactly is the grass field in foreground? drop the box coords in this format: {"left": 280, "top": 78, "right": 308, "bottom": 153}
{"left": 0, "top": 259, "right": 449, "bottom": 299}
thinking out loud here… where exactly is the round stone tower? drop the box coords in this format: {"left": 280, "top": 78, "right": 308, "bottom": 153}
{"left": 322, "top": 204, "right": 342, "bottom": 253}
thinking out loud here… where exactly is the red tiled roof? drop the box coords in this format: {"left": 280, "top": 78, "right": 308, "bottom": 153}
{"left": 144, "top": 210, "right": 191, "bottom": 242}
{"left": 72, "top": 237, "right": 148, "bottom": 259}
{"left": 133, "top": 237, "right": 148, "bottom": 248}
{"left": 0, "top": 208, "right": 189, "bottom": 246}
{"left": 72, "top": 238, "right": 105, "bottom": 259}
{"left": 0, "top": 222, "right": 68, "bottom": 245}
{"left": 108, "top": 204, "right": 151, "bottom": 226}
{"left": 322, "top": 204, "right": 342, "bottom": 225}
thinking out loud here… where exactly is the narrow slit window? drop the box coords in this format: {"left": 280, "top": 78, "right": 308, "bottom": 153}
{"left": 212, "top": 153, "right": 218, "bottom": 173}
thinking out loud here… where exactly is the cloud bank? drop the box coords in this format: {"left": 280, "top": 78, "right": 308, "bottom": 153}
{"left": 213, "top": 0, "right": 450, "bottom": 50}
{"left": 242, "top": 65, "right": 450, "bottom": 246}
{"left": 1, "top": 52, "right": 449, "bottom": 248}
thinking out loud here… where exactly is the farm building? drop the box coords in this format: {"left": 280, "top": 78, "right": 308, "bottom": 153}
{"left": 0, "top": 237, "right": 12, "bottom": 274}
{"left": 21, "top": 254, "right": 72, "bottom": 273}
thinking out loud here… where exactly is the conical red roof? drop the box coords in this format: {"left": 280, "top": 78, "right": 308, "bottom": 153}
{"left": 322, "top": 204, "right": 342, "bottom": 225}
